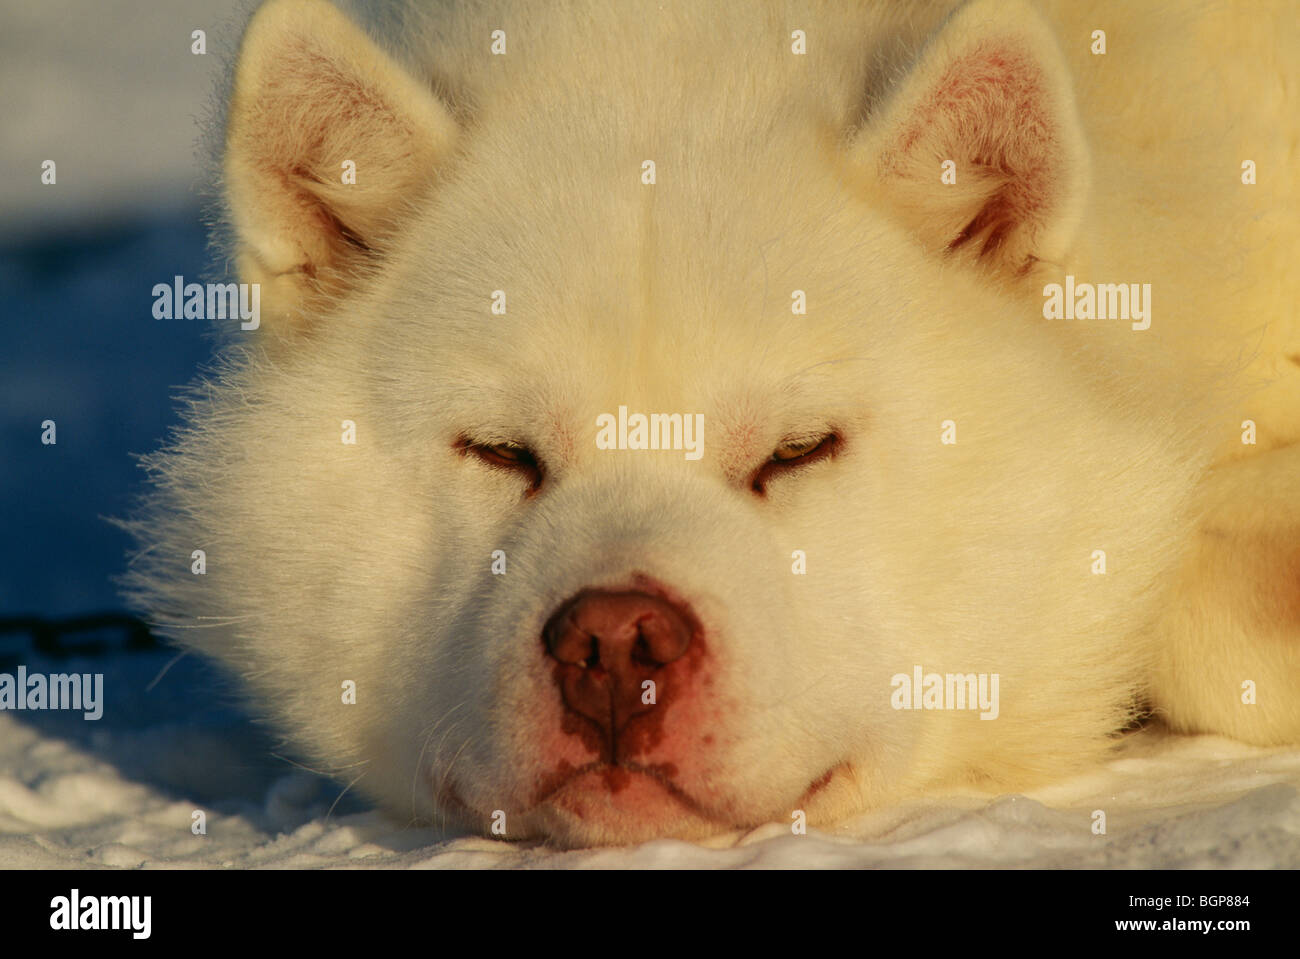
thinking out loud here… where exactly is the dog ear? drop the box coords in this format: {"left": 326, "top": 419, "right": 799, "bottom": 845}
{"left": 850, "top": 0, "right": 1088, "bottom": 278}
{"left": 224, "top": 0, "right": 458, "bottom": 335}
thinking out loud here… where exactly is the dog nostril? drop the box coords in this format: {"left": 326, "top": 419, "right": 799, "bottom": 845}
{"left": 547, "top": 616, "right": 597, "bottom": 667}
{"left": 542, "top": 588, "right": 698, "bottom": 742}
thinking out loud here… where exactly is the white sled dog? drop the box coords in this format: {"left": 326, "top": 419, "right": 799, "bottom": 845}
{"left": 122, "top": 0, "right": 1300, "bottom": 846}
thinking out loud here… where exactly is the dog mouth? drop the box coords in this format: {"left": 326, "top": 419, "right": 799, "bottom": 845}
{"left": 434, "top": 759, "right": 851, "bottom": 838}
{"left": 800, "top": 762, "right": 847, "bottom": 801}
{"left": 532, "top": 761, "right": 721, "bottom": 821}
{"left": 530, "top": 760, "right": 850, "bottom": 827}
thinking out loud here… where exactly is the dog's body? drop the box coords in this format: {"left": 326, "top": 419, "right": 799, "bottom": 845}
{"left": 123, "top": 0, "right": 1299, "bottom": 846}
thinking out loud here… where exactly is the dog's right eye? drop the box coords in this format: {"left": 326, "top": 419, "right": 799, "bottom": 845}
{"left": 456, "top": 438, "right": 544, "bottom": 494}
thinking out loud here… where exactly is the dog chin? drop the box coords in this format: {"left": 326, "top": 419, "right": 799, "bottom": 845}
{"left": 526, "top": 767, "right": 732, "bottom": 847}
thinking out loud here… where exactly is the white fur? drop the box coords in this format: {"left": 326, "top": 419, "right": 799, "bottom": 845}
{"left": 120, "top": 0, "right": 1299, "bottom": 847}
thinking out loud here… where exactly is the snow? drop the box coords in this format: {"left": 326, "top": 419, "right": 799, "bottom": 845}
{"left": 2, "top": 644, "right": 1298, "bottom": 869}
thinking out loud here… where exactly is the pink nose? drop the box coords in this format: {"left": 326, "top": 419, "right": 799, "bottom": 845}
{"left": 543, "top": 589, "right": 696, "bottom": 752}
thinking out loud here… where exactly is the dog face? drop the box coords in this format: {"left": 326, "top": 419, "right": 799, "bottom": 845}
{"left": 125, "top": 0, "right": 1216, "bottom": 846}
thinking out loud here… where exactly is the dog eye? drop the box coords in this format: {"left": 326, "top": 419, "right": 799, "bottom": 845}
{"left": 751, "top": 432, "right": 840, "bottom": 494}
{"left": 772, "top": 436, "right": 829, "bottom": 461}
{"left": 457, "top": 438, "right": 544, "bottom": 494}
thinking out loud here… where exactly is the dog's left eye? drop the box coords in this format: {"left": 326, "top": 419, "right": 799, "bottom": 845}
{"left": 457, "top": 438, "right": 544, "bottom": 494}
{"left": 772, "top": 436, "right": 830, "bottom": 461}
{"left": 751, "top": 432, "right": 840, "bottom": 494}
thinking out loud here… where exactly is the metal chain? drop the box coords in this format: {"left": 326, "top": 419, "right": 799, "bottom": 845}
{"left": 0, "top": 613, "right": 158, "bottom": 669}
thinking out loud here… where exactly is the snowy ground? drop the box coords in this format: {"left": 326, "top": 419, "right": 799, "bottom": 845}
{"left": 2, "top": 642, "right": 1298, "bottom": 869}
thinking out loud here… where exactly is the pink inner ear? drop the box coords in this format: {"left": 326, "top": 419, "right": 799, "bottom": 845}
{"left": 882, "top": 41, "right": 1059, "bottom": 262}
{"left": 889, "top": 42, "right": 1052, "bottom": 164}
